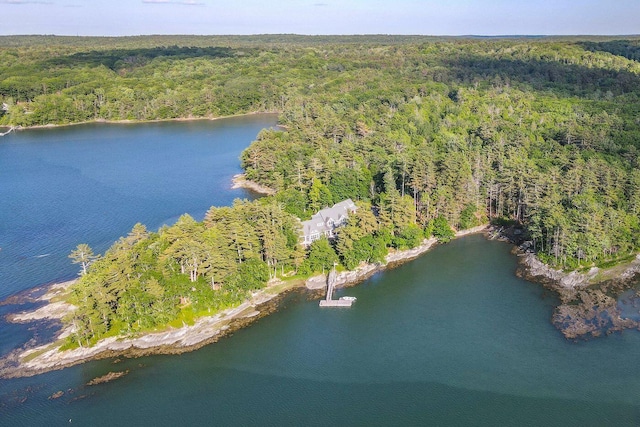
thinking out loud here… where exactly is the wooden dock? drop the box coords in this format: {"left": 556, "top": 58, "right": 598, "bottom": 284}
{"left": 319, "top": 299, "right": 353, "bottom": 307}
{"left": 319, "top": 267, "right": 355, "bottom": 308}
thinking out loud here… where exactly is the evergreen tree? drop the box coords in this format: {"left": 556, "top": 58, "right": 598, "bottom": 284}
{"left": 69, "top": 244, "right": 99, "bottom": 276}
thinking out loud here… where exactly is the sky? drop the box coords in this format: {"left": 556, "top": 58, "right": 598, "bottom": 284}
{"left": 0, "top": 0, "right": 638, "bottom": 36}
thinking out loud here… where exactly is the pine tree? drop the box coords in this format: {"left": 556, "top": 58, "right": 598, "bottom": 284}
{"left": 69, "top": 243, "right": 99, "bottom": 276}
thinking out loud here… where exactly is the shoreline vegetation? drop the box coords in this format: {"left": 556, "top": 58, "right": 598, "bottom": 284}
{"left": 231, "top": 174, "right": 276, "bottom": 195}
{"left": 4, "top": 223, "right": 638, "bottom": 379}
{"left": 0, "top": 111, "right": 277, "bottom": 133}
{"left": 1, "top": 225, "right": 486, "bottom": 379}
{"left": 517, "top": 249, "right": 640, "bottom": 339}
{"left": 496, "top": 226, "right": 640, "bottom": 340}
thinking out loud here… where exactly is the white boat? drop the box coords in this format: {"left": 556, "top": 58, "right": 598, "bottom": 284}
{"left": 339, "top": 296, "right": 357, "bottom": 301}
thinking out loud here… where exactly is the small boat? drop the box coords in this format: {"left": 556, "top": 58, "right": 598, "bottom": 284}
{"left": 339, "top": 296, "right": 357, "bottom": 301}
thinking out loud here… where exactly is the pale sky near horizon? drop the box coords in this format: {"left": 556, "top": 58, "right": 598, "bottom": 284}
{"left": 0, "top": 0, "right": 638, "bottom": 37}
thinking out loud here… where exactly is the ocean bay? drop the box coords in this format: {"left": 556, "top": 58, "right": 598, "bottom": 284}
{"left": 0, "top": 115, "right": 277, "bottom": 300}
{"left": 0, "top": 115, "right": 276, "bottom": 362}
{"left": 1, "top": 118, "right": 640, "bottom": 425}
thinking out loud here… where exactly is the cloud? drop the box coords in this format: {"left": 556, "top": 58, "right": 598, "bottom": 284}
{"left": 0, "top": 0, "right": 53, "bottom": 4}
{"left": 142, "top": 0, "right": 205, "bottom": 5}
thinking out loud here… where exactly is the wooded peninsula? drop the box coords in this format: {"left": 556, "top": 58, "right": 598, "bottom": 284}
{"left": 2, "top": 35, "right": 639, "bottom": 348}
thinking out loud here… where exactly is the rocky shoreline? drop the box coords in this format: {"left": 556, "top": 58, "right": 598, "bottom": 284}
{"left": 0, "top": 126, "right": 19, "bottom": 136}
{"left": 506, "top": 228, "right": 640, "bottom": 340}
{"left": 12, "top": 222, "right": 638, "bottom": 376}
{"left": 1, "top": 225, "right": 488, "bottom": 379}
{"left": 231, "top": 174, "right": 276, "bottom": 195}
{"left": 7, "top": 280, "right": 76, "bottom": 325}
{"left": 0, "top": 281, "right": 294, "bottom": 379}
{"left": 4, "top": 223, "right": 638, "bottom": 377}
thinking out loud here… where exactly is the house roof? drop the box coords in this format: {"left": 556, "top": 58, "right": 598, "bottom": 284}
{"left": 301, "top": 212, "right": 328, "bottom": 237}
{"left": 300, "top": 199, "right": 356, "bottom": 239}
{"left": 320, "top": 199, "right": 356, "bottom": 223}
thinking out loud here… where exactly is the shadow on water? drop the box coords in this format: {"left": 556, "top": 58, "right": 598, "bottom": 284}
{"left": 3, "top": 360, "right": 639, "bottom": 427}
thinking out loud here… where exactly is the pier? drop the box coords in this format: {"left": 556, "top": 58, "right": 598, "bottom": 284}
{"left": 319, "top": 266, "right": 355, "bottom": 308}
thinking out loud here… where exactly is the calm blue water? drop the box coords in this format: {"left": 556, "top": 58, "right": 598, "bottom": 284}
{"left": 3, "top": 236, "right": 640, "bottom": 426}
{"left": 2, "top": 120, "right": 640, "bottom": 426}
{"left": 0, "top": 115, "right": 277, "bottom": 357}
{"left": 0, "top": 115, "right": 276, "bottom": 300}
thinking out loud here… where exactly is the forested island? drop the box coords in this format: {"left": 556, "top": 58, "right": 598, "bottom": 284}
{"left": 2, "top": 35, "right": 640, "bottom": 365}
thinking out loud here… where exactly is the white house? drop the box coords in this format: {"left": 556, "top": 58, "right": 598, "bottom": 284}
{"left": 300, "top": 199, "right": 357, "bottom": 246}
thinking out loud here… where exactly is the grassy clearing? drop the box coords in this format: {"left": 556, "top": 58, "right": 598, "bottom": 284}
{"left": 265, "top": 277, "right": 305, "bottom": 295}
{"left": 595, "top": 253, "right": 637, "bottom": 270}
{"left": 588, "top": 253, "right": 639, "bottom": 284}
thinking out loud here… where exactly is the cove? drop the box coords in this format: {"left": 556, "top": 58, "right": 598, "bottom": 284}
{"left": 0, "top": 114, "right": 277, "bottom": 357}
{"left": 3, "top": 235, "right": 640, "bottom": 425}
{"left": 0, "top": 115, "right": 277, "bottom": 300}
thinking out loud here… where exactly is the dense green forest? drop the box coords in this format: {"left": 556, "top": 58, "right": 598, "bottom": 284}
{"left": 65, "top": 201, "right": 296, "bottom": 347}
{"left": 3, "top": 35, "right": 638, "bottom": 346}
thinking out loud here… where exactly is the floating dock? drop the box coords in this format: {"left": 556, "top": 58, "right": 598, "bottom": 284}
{"left": 319, "top": 267, "right": 355, "bottom": 308}
{"left": 319, "top": 299, "right": 353, "bottom": 307}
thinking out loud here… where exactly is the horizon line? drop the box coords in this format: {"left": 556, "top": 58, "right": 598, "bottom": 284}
{"left": 1, "top": 33, "right": 640, "bottom": 38}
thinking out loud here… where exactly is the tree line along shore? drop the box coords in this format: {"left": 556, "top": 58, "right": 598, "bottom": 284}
{"left": 1, "top": 35, "right": 640, "bottom": 370}
{"left": 3, "top": 225, "right": 486, "bottom": 378}
{"left": 5, "top": 222, "right": 639, "bottom": 378}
